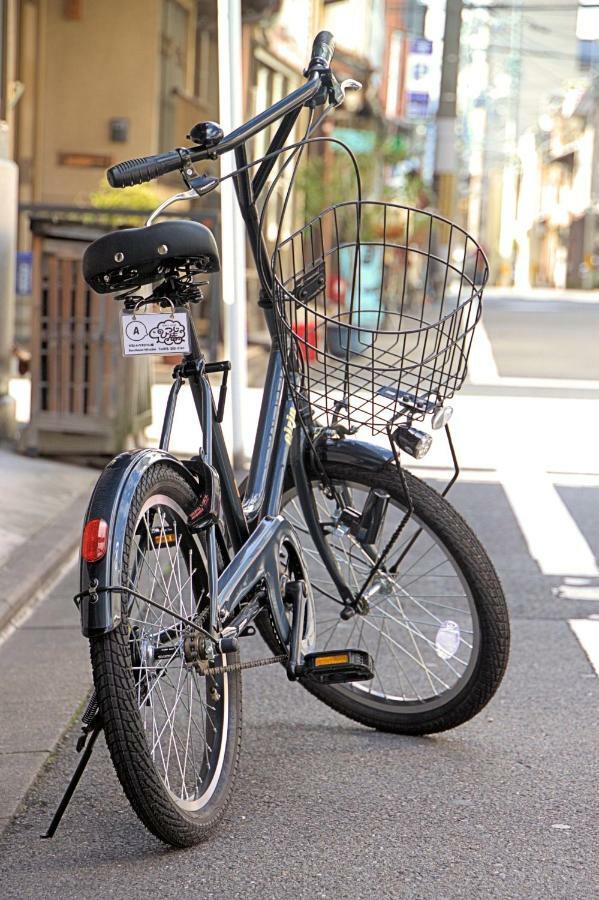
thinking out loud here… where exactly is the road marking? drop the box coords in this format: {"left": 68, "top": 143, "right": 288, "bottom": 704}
{"left": 499, "top": 468, "right": 599, "bottom": 577}
{"left": 467, "top": 322, "right": 500, "bottom": 385}
{"left": 488, "top": 376, "right": 599, "bottom": 391}
{"left": 412, "top": 463, "right": 599, "bottom": 577}
{"left": 569, "top": 619, "right": 599, "bottom": 675}
{"left": 556, "top": 584, "right": 599, "bottom": 601}
{"left": 407, "top": 467, "right": 599, "bottom": 488}
{"left": 484, "top": 286, "right": 599, "bottom": 304}
{"left": 550, "top": 473, "right": 599, "bottom": 487}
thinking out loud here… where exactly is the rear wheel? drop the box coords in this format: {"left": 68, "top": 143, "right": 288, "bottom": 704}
{"left": 279, "top": 460, "right": 510, "bottom": 735}
{"left": 89, "top": 463, "right": 242, "bottom": 847}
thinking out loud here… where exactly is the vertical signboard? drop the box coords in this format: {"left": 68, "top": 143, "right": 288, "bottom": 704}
{"left": 405, "top": 38, "right": 434, "bottom": 120}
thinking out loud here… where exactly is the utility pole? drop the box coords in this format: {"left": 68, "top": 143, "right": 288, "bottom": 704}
{"left": 0, "top": 150, "right": 18, "bottom": 439}
{"left": 434, "top": 0, "right": 463, "bottom": 220}
{"left": 0, "top": 146, "right": 18, "bottom": 440}
{"left": 0, "top": 0, "right": 18, "bottom": 440}
{"left": 217, "top": 0, "right": 247, "bottom": 467}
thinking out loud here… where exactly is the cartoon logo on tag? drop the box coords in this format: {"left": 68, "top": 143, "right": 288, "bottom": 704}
{"left": 121, "top": 312, "right": 190, "bottom": 356}
{"left": 148, "top": 319, "right": 187, "bottom": 346}
{"left": 125, "top": 320, "right": 148, "bottom": 341}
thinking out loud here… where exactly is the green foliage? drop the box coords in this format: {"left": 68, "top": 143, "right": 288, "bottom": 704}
{"left": 295, "top": 132, "right": 412, "bottom": 225}
{"left": 88, "top": 179, "right": 162, "bottom": 226}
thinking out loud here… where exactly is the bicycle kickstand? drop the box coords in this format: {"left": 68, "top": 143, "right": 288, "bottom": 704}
{"left": 41, "top": 693, "right": 103, "bottom": 839}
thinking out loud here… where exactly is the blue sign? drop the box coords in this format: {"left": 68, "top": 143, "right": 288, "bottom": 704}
{"left": 16, "top": 251, "right": 33, "bottom": 295}
{"left": 406, "top": 92, "right": 430, "bottom": 118}
{"left": 410, "top": 38, "right": 433, "bottom": 55}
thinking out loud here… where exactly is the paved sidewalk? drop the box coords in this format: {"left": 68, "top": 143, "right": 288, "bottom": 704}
{"left": 0, "top": 450, "right": 96, "bottom": 837}
{"left": 0, "top": 449, "right": 97, "bottom": 631}
{"left": 0, "top": 565, "right": 91, "bottom": 834}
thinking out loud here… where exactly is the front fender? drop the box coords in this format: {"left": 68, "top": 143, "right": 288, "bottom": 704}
{"left": 79, "top": 449, "right": 202, "bottom": 637}
{"left": 310, "top": 434, "right": 394, "bottom": 475}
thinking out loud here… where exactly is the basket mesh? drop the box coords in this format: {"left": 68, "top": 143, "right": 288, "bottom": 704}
{"left": 272, "top": 201, "right": 487, "bottom": 433}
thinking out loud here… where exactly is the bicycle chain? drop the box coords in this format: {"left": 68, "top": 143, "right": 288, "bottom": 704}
{"left": 187, "top": 601, "right": 288, "bottom": 676}
{"left": 128, "top": 587, "right": 288, "bottom": 676}
{"left": 199, "top": 653, "right": 288, "bottom": 677}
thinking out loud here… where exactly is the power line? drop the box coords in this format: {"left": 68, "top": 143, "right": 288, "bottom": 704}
{"left": 388, "top": 2, "right": 597, "bottom": 8}
{"left": 465, "top": 2, "right": 595, "bottom": 8}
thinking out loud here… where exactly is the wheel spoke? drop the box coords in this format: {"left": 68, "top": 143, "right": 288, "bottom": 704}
{"left": 282, "top": 477, "right": 479, "bottom": 707}
{"left": 117, "top": 496, "right": 232, "bottom": 812}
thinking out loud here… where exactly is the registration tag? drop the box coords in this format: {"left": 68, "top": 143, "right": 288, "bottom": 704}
{"left": 121, "top": 311, "right": 191, "bottom": 356}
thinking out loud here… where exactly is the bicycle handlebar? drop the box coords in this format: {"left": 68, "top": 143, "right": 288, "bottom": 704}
{"left": 107, "top": 32, "right": 336, "bottom": 189}
{"left": 308, "top": 31, "right": 335, "bottom": 70}
{"left": 107, "top": 150, "right": 186, "bottom": 188}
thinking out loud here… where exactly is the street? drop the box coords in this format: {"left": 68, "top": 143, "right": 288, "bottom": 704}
{"left": 482, "top": 290, "right": 599, "bottom": 382}
{"left": 1, "top": 291, "right": 598, "bottom": 898}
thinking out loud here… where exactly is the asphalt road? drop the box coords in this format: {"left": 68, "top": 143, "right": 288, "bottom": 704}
{"left": 483, "top": 294, "right": 599, "bottom": 381}
{"left": 1, "top": 292, "right": 599, "bottom": 898}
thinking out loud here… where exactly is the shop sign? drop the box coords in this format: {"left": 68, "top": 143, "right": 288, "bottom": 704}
{"left": 405, "top": 38, "right": 434, "bottom": 120}
{"left": 16, "top": 251, "right": 32, "bottom": 296}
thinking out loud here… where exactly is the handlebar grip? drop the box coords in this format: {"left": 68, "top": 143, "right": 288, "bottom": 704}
{"left": 309, "top": 31, "right": 335, "bottom": 69}
{"left": 106, "top": 149, "right": 184, "bottom": 188}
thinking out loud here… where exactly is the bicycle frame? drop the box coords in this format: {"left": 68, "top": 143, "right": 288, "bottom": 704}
{"left": 151, "top": 92, "right": 373, "bottom": 645}
{"left": 76, "top": 70, "right": 366, "bottom": 652}
{"left": 150, "top": 109, "right": 310, "bottom": 638}
{"left": 78, "top": 55, "right": 382, "bottom": 647}
{"left": 160, "top": 107, "right": 302, "bottom": 513}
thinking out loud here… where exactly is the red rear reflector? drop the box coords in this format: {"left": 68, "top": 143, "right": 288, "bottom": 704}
{"left": 82, "top": 518, "right": 109, "bottom": 563}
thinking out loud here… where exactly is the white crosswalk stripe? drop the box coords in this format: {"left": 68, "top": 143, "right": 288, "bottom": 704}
{"left": 568, "top": 620, "right": 599, "bottom": 676}
{"left": 499, "top": 468, "right": 599, "bottom": 577}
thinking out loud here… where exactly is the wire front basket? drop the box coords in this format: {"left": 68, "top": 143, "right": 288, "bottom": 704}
{"left": 272, "top": 201, "right": 488, "bottom": 433}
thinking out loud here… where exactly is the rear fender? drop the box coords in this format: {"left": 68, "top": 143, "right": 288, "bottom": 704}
{"left": 79, "top": 449, "right": 204, "bottom": 638}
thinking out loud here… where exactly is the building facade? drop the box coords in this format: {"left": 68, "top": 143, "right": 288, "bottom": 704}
{"left": 2, "top": 0, "right": 411, "bottom": 351}
{"left": 514, "top": 81, "right": 599, "bottom": 289}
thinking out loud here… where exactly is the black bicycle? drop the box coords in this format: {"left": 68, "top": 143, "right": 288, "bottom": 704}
{"left": 66, "top": 33, "right": 509, "bottom": 847}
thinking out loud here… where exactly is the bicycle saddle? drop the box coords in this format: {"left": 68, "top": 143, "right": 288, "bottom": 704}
{"left": 82, "top": 219, "right": 220, "bottom": 294}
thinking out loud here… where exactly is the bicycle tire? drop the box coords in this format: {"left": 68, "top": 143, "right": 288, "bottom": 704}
{"left": 89, "top": 462, "right": 242, "bottom": 847}
{"left": 275, "top": 459, "right": 510, "bottom": 735}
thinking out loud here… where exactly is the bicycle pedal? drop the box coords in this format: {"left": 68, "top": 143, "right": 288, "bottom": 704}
{"left": 299, "top": 649, "right": 374, "bottom": 685}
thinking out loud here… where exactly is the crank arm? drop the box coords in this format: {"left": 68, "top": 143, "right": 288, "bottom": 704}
{"left": 218, "top": 595, "right": 263, "bottom": 651}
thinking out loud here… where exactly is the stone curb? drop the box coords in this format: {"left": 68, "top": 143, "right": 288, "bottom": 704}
{"left": 0, "top": 490, "right": 90, "bottom": 633}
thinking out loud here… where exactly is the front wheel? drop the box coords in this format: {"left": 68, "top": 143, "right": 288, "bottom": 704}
{"left": 88, "top": 462, "right": 242, "bottom": 847}
{"left": 280, "top": 459, "right": 510, "bottom": 735}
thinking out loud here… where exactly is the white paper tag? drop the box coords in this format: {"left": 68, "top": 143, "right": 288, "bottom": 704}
{"left": 121, "top": 312, "right": 191, "bottom": 356}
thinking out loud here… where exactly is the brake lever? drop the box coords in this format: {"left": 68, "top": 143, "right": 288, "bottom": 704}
{"left": 331, "top": 77, "right": 362, "bottom": 108}
{"left": 144, "top": 173, "right": 219, "bottom": 226}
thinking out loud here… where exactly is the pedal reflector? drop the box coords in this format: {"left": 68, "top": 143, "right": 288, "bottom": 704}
{"left": 150, "top": 527, "right": 176, "bottom": 548}
{"left": 300, "top": 648, "right": 374, "bottom": 685}
{"left": 314, "top": 653, "right": 350, "bottom": 667}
